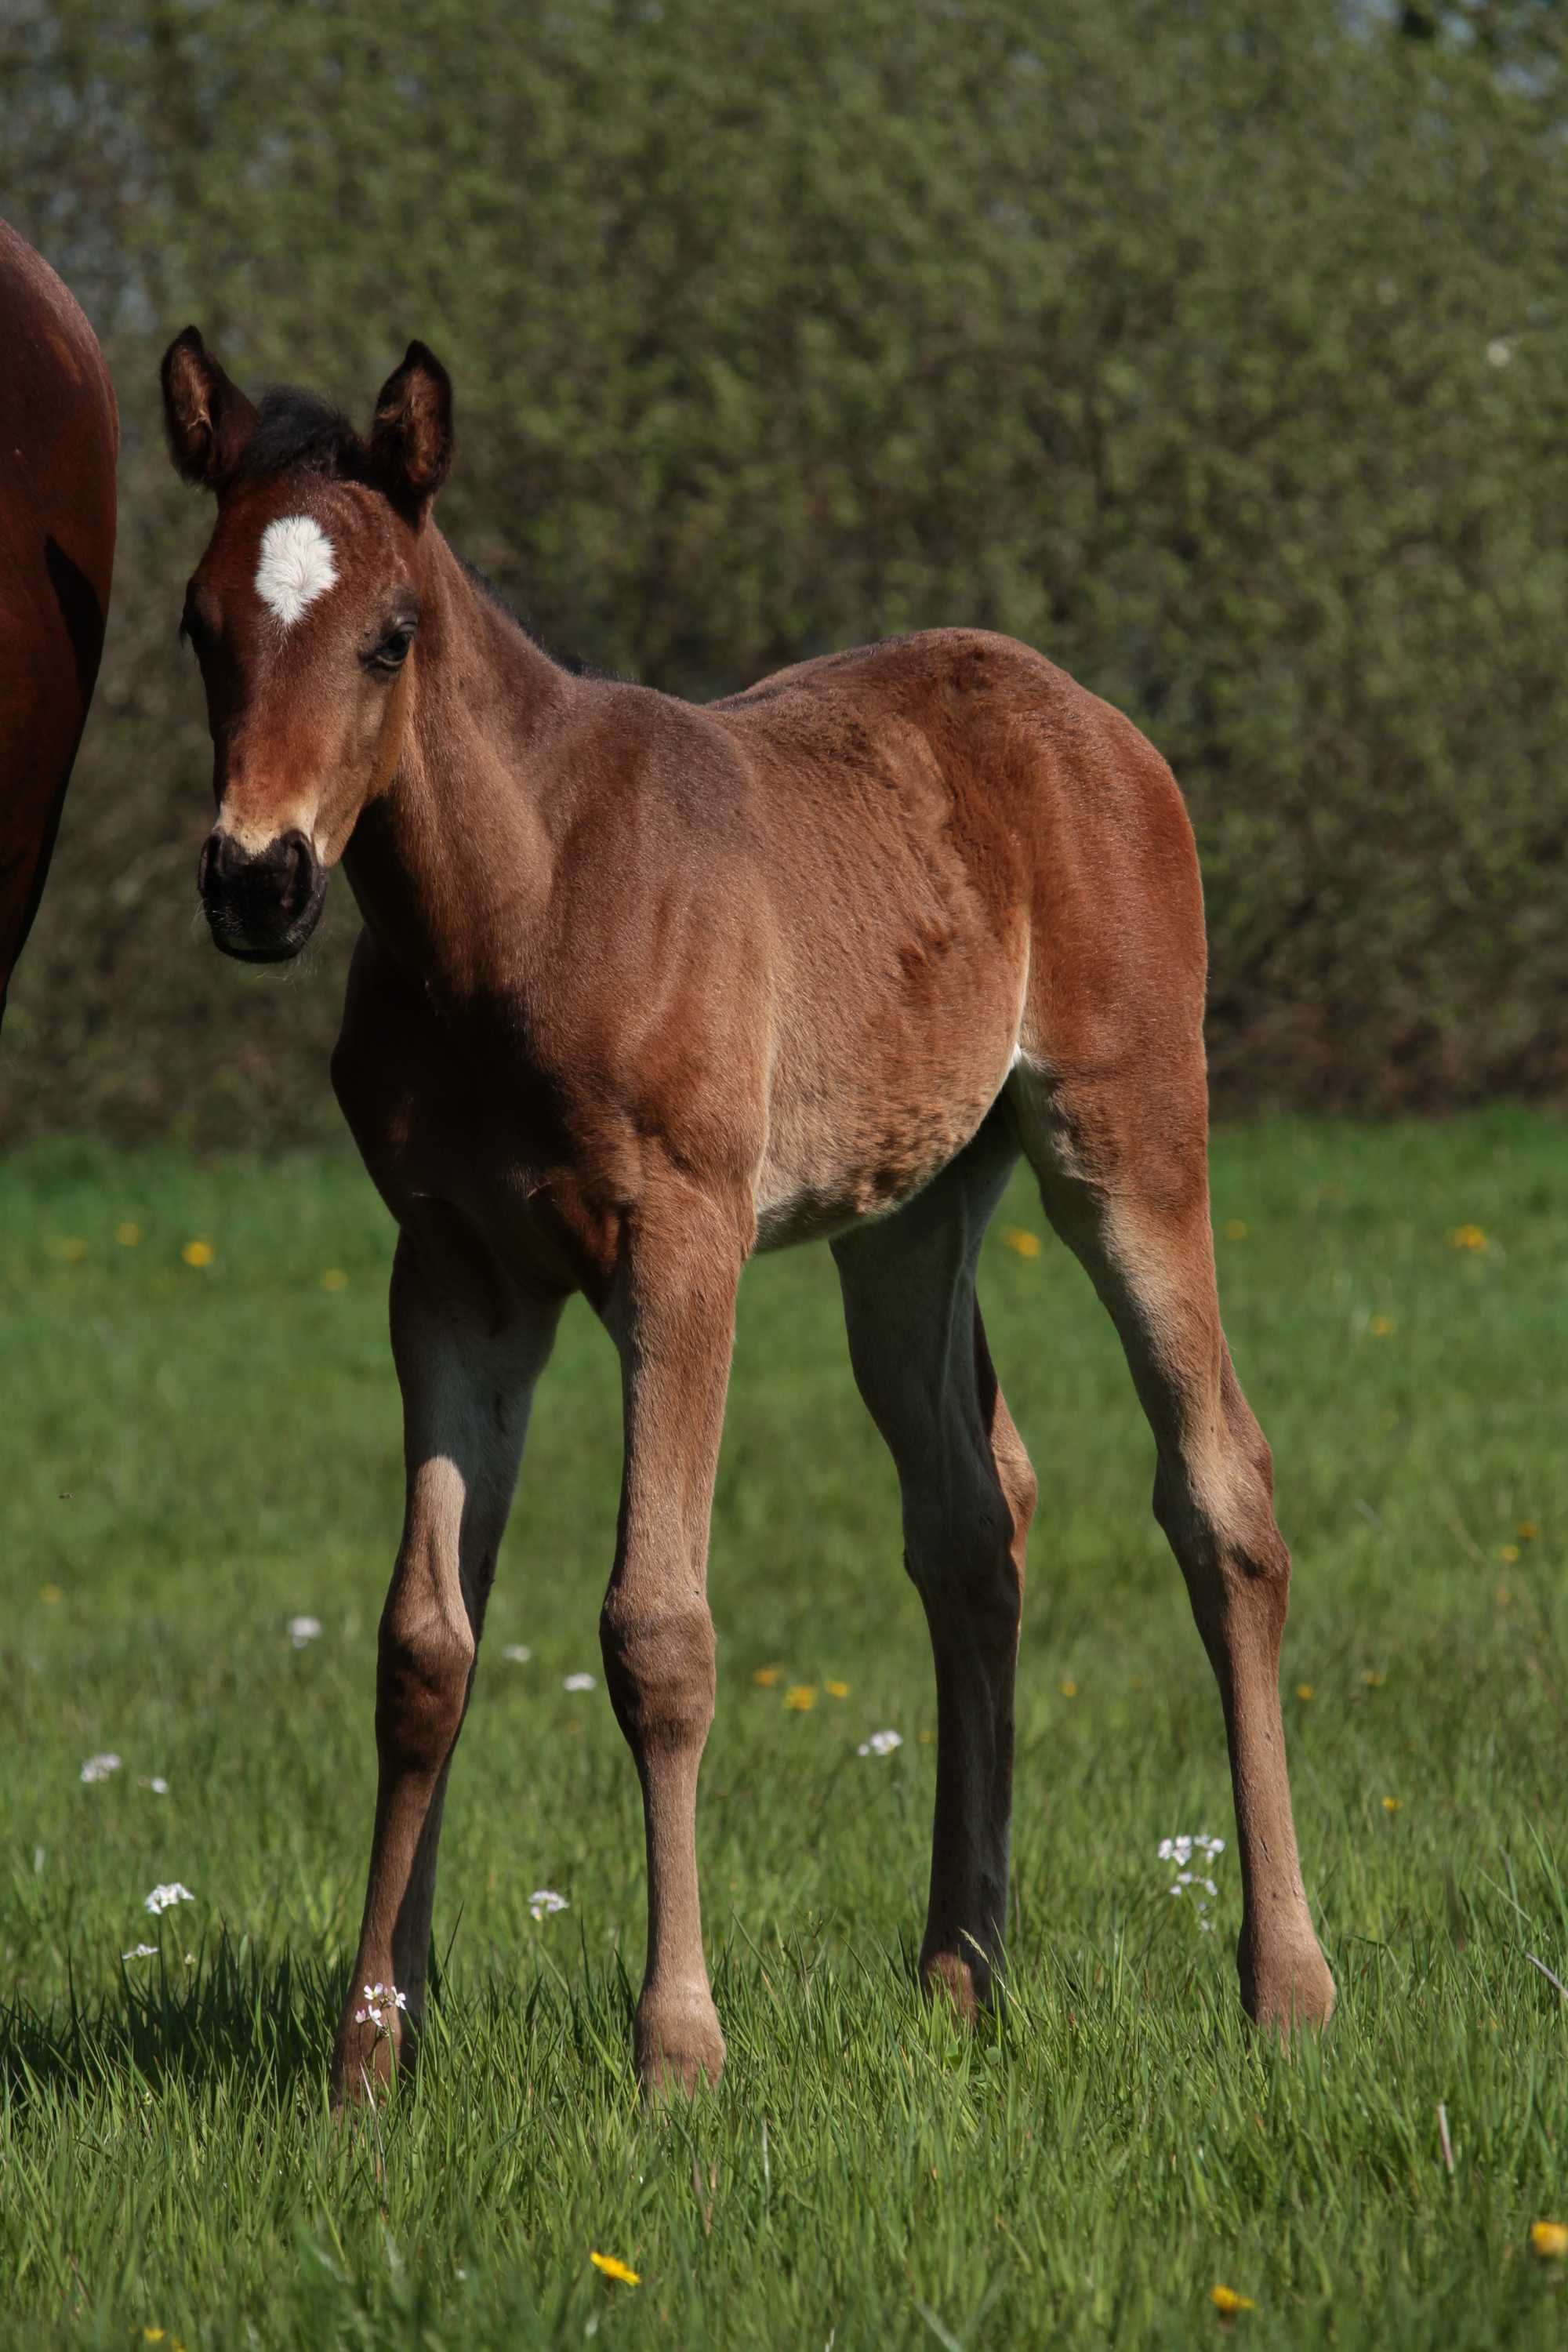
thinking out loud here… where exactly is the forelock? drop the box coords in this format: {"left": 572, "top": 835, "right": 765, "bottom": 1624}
{"left": 233, "top": 387, "right": 366, "bottom": 485}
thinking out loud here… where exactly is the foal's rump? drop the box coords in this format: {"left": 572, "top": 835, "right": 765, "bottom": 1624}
{"left": 716, "top": 628, "right": 1207, "bottom": 1249}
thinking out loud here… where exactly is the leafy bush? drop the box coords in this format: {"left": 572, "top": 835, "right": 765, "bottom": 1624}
{"left": 3, "top": 0, "right": 1564, "bottom": 1141}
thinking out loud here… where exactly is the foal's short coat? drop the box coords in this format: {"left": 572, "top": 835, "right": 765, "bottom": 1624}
{"left": 162, "top": 330, "right": 1334, "bottom": 2099}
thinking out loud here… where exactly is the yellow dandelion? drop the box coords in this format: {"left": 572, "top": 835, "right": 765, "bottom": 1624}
{"left": 1000, "top": 1226, "right": 1041, "bottom": 1259}
{"left": 116, "top": 1221, "right": 142, "bottom": 1247}
{"left": 1497, "top": 1543, "right": 1519, "bottom": 1565}
{"left": 1210, "top": 2285, "right": 1257, "bottom": 2315}
{"left": 824, "top": 1679, "right": 850, "bottom": 1698}
{"left": 1530, "top": 2221, "right": 1568, "bottom": 2260}
{"left": 1381, "top": 1795, "right": 1403, "bottom": 1813}
{"left": 39, "top": 1584, "right": 63, "bottom": 1604}
{"left": 783, "top": 1685, "right": 816, "bottom": 1711}
{"left": 50, "top": 1236, "right": 89, "bottom": 1263}
{"left": 180, "top": 1240, "right": 214, "bottom": 1268}
{"left": 916, "top": 1729, "right": 933, "bottom": 1744}
{"left": 1369, "top": 1315, "right": 1394, "bottom": 1338}
{"left": 1295, "top": 1682, "right": 1316, "bottom": 1701}
{"left": 1058, "top": 1677, "right": 1079, "bottom": 1698}
{"left": 589, "top": 2252, "right": 640, "bottom": 2286}
{"left": 1446, "top": 1224, "right": 1488, "bottom": 1253}
{"left": 1517, "top": 1521, "right": 1539, "bottom": 1542}
{"left": 320, "top": 1268, "right": 349, "bottom": 1291}
{"left": 1221, "top": 1219, "right": 1249, "bottom": 1242}
{"left": 751, "top": 1665, "right": 781, "bottom": 1687}
{"left": 1362, "top": 1670, "right": 1385, "bottom": 1688}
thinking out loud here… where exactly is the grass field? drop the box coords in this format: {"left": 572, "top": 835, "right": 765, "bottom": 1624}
{"left": 2, "top": 1112, "right": 1566, "bottom": 2350}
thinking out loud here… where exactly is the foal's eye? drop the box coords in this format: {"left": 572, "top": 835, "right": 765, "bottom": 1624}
{"left": 366, "top": 625, "right": 415, "bottom": 674}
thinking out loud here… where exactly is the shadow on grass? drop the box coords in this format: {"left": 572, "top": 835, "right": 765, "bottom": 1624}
{"left": 0, "top": 1933, "right": 651, "bottom": 2112}
{"left": 0, "top": 1932, "right": 343, "bottom": 2110}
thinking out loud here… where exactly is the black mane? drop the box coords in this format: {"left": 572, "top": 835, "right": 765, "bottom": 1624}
{"left": 234, "top": 387, "right": 365, "bottom": 484}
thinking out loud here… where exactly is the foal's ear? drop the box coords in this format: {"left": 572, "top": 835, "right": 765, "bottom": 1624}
{"left": 160, "top": 327, "right": 258, "bottom": 492}
{"left": 368, "top": 341, "right": 453, "bottom": 523}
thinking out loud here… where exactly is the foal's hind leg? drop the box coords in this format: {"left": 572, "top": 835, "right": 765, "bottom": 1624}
{"left": 832, "top": 1125, "right": 1035, "bottom": 2017}
{"left": 331, "top": 1234, "right": 563, "bottom": 2104}
{"left": 1013, "top": 1059, "right": 1334, "bottom": 2034}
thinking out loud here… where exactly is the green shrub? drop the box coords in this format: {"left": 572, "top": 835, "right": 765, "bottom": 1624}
{"left": 4, "top": 0, "right": 1564, "bottom": 1141}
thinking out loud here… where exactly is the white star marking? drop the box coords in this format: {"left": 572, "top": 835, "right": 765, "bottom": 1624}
{"left": 254, "top": 514, "right": 338, "bottom": 628}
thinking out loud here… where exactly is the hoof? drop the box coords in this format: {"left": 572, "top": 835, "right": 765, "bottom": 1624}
{"left": 919, "top": 1943, "right": 998, "bottom": 2023}
{"left": 328, "top": 2009, "right": 406, "bottom": 2111}
{"left": 633, "top": 1991, "right": 726, "bottom": 2097}
{"left": 1240, "top": 1936, "right": 1335, "bottom": 2042}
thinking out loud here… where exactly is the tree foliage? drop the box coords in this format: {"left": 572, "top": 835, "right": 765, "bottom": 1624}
{"left": 3, "top": 0, "right": 1565, "bottom": 1142}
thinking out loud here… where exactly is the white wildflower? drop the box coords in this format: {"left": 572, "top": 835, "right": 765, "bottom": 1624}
{"left": 122, "top": 1943, "right": 159, "bottom": 1960}
{"left": 1158, "top": 1832, "right": 1225, "bottom": 1929}
{"left": 289, "top": 1615, "right": 322, "bottom": 1647}
{"left": 501, "top": 1643, "right": 532, "bottom": 1664}
{"left": 139, "top": 1775, "right": 169, "bottom": 1795}
{"left": 353, "top": 1980, "right": 409, "bottom": 2032}
{"left": 528, "top": 1889, "right": 569, "bottom": 1921}
{"left": 144, "top": 1881, "right": 195, "bottom": 1915}
{"left": 857, "top": 1730, "right": 903, "bottom": 1757}
{"left": 1487, "top": 339, "right": 1512, "bottom": 368}
{"left": 80, "top": 1753, "right": 122, "bottom": 1784}
{"left": 562, "top": 1672, "right": 595, "bottom": 1692}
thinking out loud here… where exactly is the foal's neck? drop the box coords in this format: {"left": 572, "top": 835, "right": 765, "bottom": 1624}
{"left": 343, "top": 529, "right": 579, "bottom": 1000}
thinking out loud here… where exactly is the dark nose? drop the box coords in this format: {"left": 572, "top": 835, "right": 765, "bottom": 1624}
{"left": 198, "top": 826, "right": 326, "bottom": 961}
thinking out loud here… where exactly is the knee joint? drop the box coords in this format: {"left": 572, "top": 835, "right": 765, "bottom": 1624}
{"left": 905, "top": 1490, "right": 1023, "bottom": 1647}
{"left": 600, "top": 1595, "right": 715, "bottom": 1752}
{"left": 376, "top": 1593, "right": 474, "bottom": 1774}
{"left": 1154, "top": 1464, "right": 1290, "bottom": 1632}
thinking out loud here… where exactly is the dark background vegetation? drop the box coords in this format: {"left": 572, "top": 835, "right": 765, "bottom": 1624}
{"left": 3, "top": 0, "right": 1565, "bottom": 1146}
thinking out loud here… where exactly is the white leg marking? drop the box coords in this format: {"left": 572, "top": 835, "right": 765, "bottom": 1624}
{"left": 255, "top": 514, "right": 338, "bottom": 627}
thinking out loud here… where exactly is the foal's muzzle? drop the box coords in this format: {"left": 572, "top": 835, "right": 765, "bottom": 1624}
{"left": 198, "top": 826, "right": 327, "bottom": 962}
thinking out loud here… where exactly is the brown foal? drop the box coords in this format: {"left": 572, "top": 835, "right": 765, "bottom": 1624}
{"left": 162, "top": 329, "right": 1334, "bottom": 2101}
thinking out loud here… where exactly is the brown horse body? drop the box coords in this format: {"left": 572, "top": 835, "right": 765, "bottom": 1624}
{"left": 162, "top": 331, "right": 1333, "bottom": 2100}
{"left": 0, "top": 221, "right": 118, "bottom": 1029}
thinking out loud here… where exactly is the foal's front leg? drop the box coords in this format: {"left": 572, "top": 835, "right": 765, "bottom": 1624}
{"left": 331, "top": 1240, "right": 562, "bottom": 2105}
{"left": 597, "top": 1203, "right": 745, "bottom": 2095}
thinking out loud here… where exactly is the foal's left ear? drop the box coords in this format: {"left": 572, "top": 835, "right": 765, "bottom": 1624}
{"left": 368, "top": 341, "right": 453, "bottom": 523}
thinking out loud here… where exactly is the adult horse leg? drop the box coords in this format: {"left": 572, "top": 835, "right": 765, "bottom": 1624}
{"left": 597, "top": 1192, "right": 748, "bottom": 2096}
{"left": 1011, "top": 1054, "right": 1334, "bottom": 2036}
{"left": 831, "top": 1124, "right": 1035, "bottom": 2018}
{"left": 331, "top": 1235, "right": 564, "bottom": 2104}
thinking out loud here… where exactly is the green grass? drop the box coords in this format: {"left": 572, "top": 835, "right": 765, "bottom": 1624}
{"left": 2, "top": 1112, "right": 1566, "bottom": 2349}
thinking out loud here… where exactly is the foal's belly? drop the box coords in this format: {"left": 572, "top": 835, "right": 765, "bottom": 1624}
{"left": 752, "top": 1040, "right": 1019, "bottom": 1252}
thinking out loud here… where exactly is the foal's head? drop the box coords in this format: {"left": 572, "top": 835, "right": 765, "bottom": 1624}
{"left": 161, "top": 329, "right": 452, "bottom": 960}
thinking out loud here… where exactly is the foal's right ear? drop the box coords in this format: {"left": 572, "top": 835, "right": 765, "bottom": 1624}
{"left": 368, "top": 341, "right": 454, "bottom": 523}
{"left": 160, "top": 327, "right": 259, "bottom": 492}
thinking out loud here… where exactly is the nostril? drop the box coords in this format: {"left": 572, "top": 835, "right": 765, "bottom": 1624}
{"left": 278, "top": 829, "right": 317, "bottom": 919}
